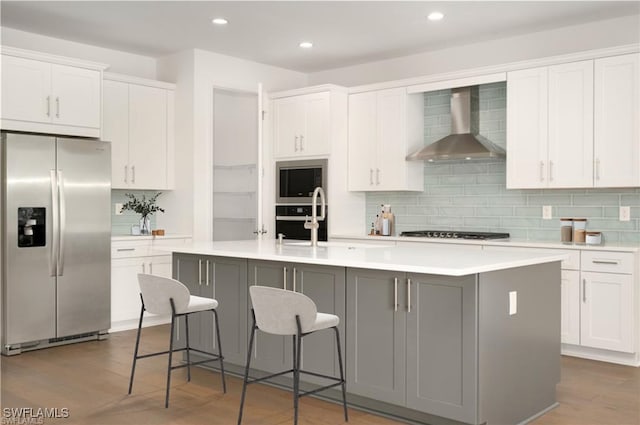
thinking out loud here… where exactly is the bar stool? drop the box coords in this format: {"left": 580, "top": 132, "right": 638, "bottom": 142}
{"left": 128, "top": 274, "right": 226, "bottom": 408}
{"left": 238, "top": 286, "right": 348, "bottom": 425}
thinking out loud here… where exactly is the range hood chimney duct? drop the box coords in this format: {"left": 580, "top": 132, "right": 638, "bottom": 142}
{"left": 407, "top": 86, "right": 506, "bottom": 162}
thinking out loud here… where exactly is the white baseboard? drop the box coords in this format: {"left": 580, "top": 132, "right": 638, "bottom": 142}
{"left": 562, "top": 344, "right": 640, "bottom": 367}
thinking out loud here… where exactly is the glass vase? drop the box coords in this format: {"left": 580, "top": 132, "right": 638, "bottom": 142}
{"left": 140, "top": 216, "right": 151, "bottom": 235}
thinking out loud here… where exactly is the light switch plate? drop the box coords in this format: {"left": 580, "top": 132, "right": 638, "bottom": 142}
{"left": 620, "top": 206, "right": 630, "bottom": 221}
{"left": 115, "top": 203, "right": 124, "bottom": 216}
{"left": 542, "top": 205, "right": 552, "bottom": 220}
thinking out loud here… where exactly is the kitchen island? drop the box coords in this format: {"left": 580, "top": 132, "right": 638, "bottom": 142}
{"left": 167, "top": 239, "right": 565, "bottom": 425}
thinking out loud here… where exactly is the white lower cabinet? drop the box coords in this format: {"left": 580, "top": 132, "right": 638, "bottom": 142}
{"left": 580, "top": 271, "right": 634, "bottom": 353}
{"left": 110, "top": 236, "right": 190, "bottom": 331}
{"left": 561, "top": 269, "right": 581, "bottom": 345}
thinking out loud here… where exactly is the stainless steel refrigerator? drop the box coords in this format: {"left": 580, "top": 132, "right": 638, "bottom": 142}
{"left": 1, "top": 132, "right": 111, "bottom": 355}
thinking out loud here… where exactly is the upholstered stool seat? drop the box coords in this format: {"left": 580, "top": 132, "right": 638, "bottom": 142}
{"left": 238, "top": 286, "right": 348, "bottom": 425}
{"left": 128, "top": 274, "right": 226, "bottom": 408}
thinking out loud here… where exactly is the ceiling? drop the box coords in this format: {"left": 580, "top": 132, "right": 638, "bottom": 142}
{"left": 1, "top": 1, "right": 639, "bottom": 73}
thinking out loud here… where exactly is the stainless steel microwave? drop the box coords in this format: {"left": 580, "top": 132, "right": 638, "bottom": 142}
{"left": 276, "top": 159, "right": 327, "bottom": 204}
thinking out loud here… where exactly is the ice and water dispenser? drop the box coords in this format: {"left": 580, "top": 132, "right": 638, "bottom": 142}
{"left": 18, "top": 207, "right": 46, "bottom": 247}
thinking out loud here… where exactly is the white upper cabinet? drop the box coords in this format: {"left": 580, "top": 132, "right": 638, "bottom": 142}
{"left": 348, "top": 88, "right": 423, "bottom": 191}
{"left": 507, "top": 60, "right": 593, "bottom": 188}
{"left": 548, "top": 61, "right": 594, "bottom": 188}
{"left": 594, "top": 53, "right": 640, "bottom": 187}
{"left": 273, "top": 91, "right": 330, "bottom": 158}
{"left": 103, "top": 74, "right": 175, "bottom": 190}
{"left": 508, "top": 53, "right": 639, "bottom": 189}
{"left": 506, "top": 67, "right": 549, "bottom": 189}
{"left": 1, "top": 48, "right": 105, "bottom": 137}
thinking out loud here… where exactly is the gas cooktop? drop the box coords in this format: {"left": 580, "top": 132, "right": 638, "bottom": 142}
{"left": 400, "top": 230, "right": 510, "bottom": 240}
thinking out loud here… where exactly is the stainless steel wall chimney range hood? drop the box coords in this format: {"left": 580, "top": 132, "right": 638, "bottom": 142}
{"left": 407, "top": 86, "right": 506, "bottom": 162}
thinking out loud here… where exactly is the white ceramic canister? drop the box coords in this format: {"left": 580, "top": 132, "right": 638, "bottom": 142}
{"left": 585, "top": 231, "right": 602, "bottom": 245}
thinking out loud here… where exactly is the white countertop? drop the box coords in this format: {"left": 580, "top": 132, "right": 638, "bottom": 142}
{"left": 332, "top": 234, "right": 640, "bottom": 252}
{"left": 112, "top": 234, "right": 192, "bottom": 242}
{"left": 163, "top": 239, "right": 566, "bottom": 277}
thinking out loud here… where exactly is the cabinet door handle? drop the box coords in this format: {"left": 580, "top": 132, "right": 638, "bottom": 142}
{"left": 205, "top": 260, "right": 210, "bottom": 286}
{"left": 142, "top": 262, "right": 145, "bottom": 274}
{"left": 293, "top": 267, "right": 297, "bottom": 292}
{"left": 132, "top": 165, "right": 136, "bottom": 184}
{"left": 294, "top": 136, "right": 299, "bottom": 152}
{"left": 124, "top": 165, "right": 128, "bottom": 184}
{"left": 369, "top": 169, "right": 374, "bottom": 185}
{"left": 55, "top": 97, "right": 60, "bottom": 118}
{"left": 149, "top": 262, "right": 153, "bottom": 275}
{"left": 300, "top": 135, "right": 304, "bottom": 151}
{"left": 592, "top": 259, "right": 619, "bottom": 265}
{"left": 595, "top": 159, "right": 601, "bottom": 181}
{"left": 539, "top": 161, "right": 545, "bottom": 182}
{"left": 198, "top": 259, "right": 203, "bottom": 285}
{"left": 549, "top": 161, "right": 554, "bottom": 182}
{"left": 394, "top": 277, "right": 398, "bottom": 312}
{"left": 407, "top": 278, "right": 412, "bottom": 312}
{"left": 376, "top": 168, "right": 381, "bottom": 185}
{"left": 46, "top": 96, "right": 51, "bottom": 117}
{"left": 283, "top": 266, "right": 287, "bottom": 290}
{"left": 582, "top": 278, "right": 586, "bottom": 303}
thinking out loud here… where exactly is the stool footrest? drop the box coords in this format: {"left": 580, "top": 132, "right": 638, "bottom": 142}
{"left": 245, "top": 369, "right": 295, "bottom": 385}
{"left": 299, "top": 381, "right": 344, "bottom": 398}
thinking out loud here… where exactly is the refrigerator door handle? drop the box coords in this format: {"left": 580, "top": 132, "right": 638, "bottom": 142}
{"left": 50, "top": 170, "right": 59, "bottom": 277}
{"left": 57, "top": 170, "right": 66, "bottom": 276}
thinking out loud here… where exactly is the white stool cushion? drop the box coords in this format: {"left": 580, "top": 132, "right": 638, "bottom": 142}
{"left": 309, "top": 313, "right": 340, "bottom": 332}
{"left": 182, "top": 295, "right": 218, "bottom": 314}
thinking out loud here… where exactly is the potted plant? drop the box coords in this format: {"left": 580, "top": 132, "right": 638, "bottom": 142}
{"left": 121, "top": 192, "right": 165, "bottom": 235}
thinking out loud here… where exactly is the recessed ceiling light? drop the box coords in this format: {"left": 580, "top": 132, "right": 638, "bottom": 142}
{"left": 212, "top": 17, "right": 228, "bottom": 25}
{"left": 428, "top": 11, "right": 444, "bottom": 21}
{"left": 299, "top": 41, "right": 313, "bottom": 49}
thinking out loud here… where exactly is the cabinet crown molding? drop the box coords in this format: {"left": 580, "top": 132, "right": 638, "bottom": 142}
{"left": 1, "top": 45, "right": 109, "bottom": 71}
{"left": 269, "top": 84, "right": 348, "bottom": 99}
{"left": 104, "top": 72, "right": 176, "bottom": 90}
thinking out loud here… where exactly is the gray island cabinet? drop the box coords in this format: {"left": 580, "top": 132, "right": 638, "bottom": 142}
{"left": 168, "top": 240, "right": 564, "bottom": 425}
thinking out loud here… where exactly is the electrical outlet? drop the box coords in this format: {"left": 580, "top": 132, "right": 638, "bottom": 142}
{"left": 620, "top": 206, "right": 631, "bottom": 221}
{"left": 115, "top": 203, "right": 124, "bottom": 216}
{"left": 542, "top": 205, "right": 553, "bottom": 220}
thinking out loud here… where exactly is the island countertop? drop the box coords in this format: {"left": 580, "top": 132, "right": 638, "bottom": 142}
{"left": 164, "top": 239, "right": 566, "bottom": 276}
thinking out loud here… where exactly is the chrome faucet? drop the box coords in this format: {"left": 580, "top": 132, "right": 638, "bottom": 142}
{"left": 304, "top": 186, "right": 326, "bottom": 247}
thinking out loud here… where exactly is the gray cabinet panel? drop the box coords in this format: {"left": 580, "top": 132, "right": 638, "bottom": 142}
{"left": 294, "top": 264, "right": 346, "bottom": 384}
{"left": 212, "top": 257, "right": 248, "bottom": 366}
{"left": 346, "top": 268, "right": 406, "bottom": 406}
{"left": 406, "top": 273, "right": 478, "bottom": 424}
{"left": 173, "top": 254, "right": 247, "bottom": 363}
{"left": 248, "top": 260, "right": 288, "bottom": 373}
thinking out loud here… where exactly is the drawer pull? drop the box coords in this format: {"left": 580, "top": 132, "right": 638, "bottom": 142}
{"left": 592, "top": 260, "right": 620, "bottom": 265}
{"left": 116, "top": 248, "right": 136, "bottom": 252}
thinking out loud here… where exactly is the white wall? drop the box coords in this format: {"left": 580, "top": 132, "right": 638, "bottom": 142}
{"left": 1, "top": 27, "right": 157, "bottom": 78}
{"left": 155, "top": 50, "right": 196, "bottom": 235}
{"left": 308, "top": 14, "right": 640, "bottom": 87}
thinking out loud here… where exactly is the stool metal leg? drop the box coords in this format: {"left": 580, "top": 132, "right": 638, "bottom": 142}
{"left": 184, "top": 314, "right": 191, "bottom": 382}
{"left": 238, "top": 310, "right": 257, "bottom": 425}
{"left": 213, "top": 309, "right": 227, "bottom": 393}
{"left": 334, "top": 326, "right": 348, "bottom": 422}
{"left": 293, "top": 316, "right": 302, "bottom": 425}
{"left": 165, "top": 301, "right": 177, "bottom": 408}
{"left": 128, "top": 297, "right": 145, "bottom": 395}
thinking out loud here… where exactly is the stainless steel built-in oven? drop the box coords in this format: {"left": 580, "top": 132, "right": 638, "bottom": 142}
{"left": 275, "top": 205, "right": 328, "bottom": 242}
{"left": 276, "top": 159, "right": 327, "bottom": 204}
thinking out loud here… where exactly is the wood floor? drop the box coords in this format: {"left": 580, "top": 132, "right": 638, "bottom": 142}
{"left": 1, "top": 325, "right": 638, "bottom": 425}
